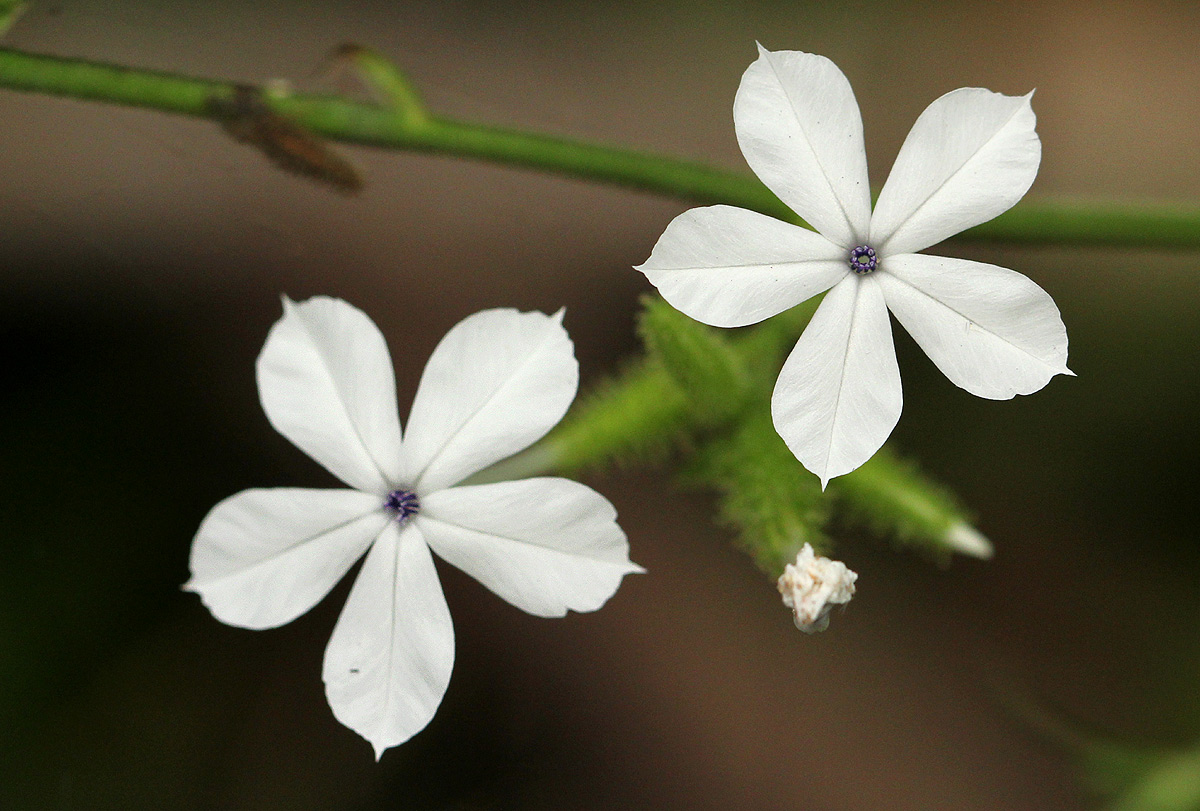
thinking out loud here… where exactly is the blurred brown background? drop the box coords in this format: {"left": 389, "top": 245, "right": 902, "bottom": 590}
{"left": 2, "top": 1, "right": 1199, "bottom": 808}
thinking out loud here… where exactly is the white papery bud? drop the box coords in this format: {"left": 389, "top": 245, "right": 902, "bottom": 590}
{"left": 777, "top": 544, "right": 857, "bottom": 633}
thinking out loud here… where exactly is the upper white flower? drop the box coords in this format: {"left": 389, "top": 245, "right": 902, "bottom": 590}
{"left": 637, "top": 46, "right": 1071, "bottom": 487}
{"left": 185, "top": 297, "right": 643, "bottom": 758}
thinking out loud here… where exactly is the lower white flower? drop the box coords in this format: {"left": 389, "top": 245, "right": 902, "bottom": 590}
{"left": 185, "top": 297, "right": 643, "bottom": 758}
{"left": 777, "top": 544, "right": 857, "bottom": 633}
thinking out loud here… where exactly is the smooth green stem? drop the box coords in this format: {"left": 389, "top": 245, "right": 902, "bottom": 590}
{"left": 3, "top": 45, "right": 1200, "bottom": 247}
{"left": 0, "top": 46, "right": 791, "bottom": 220}
{"left": 0, "top": 46, "right": 225, "bottom": 114}
{"left": 273, "top": 95, "right": 792, "bottom": 217}
{"left": 964, "top": 197, "right": 1200, "bottom": 247}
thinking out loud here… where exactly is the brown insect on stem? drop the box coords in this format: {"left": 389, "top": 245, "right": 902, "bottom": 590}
{"left": 207, "top": 84, "right": 364, "bottom": 195}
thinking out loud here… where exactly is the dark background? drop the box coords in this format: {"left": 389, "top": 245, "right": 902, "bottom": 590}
{"left": 2, "top": 1, "right": 1199, "bottom": 808}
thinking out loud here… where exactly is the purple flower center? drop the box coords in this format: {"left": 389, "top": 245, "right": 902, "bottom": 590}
{"left": 849, "top": 245, "right": 877, "bottom": 274}
{"left": 384, "top": 489, "right": 420, "bottom": 521}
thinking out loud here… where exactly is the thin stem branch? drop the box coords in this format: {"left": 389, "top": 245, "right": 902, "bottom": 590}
{"left": 3, "top": 45, "right": 1199, "bottom": 247}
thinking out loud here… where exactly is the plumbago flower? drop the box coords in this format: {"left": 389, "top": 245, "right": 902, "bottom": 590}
{"left": 186, "top": 297, "right": 642, "bottom": 758}
{"left": 638, "top": 47, "right": 1071, "bottom": 486}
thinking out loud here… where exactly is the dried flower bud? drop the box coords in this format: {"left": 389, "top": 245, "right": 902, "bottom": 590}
{"left": 777, "top": 544, "right": 857, "bottom": 633}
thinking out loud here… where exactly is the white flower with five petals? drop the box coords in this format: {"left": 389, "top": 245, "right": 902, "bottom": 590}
{"left": 637, "top": 47, "right": 1071, "bottom": 487}
{"left": 186, "top": 297, "right": 642, "bottom": 758}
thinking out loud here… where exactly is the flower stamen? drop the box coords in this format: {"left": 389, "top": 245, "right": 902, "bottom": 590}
{"left": 848, "top": 245, "right": 877, "bottom": 274}
{"left": 384, "top": 488, "right": 420, "bottom": 521}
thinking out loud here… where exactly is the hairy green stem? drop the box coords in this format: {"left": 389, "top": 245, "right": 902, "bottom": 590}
{"left": 482, "top": 298, "right": 979, "bottom": 565}
{"left": 3, "top": 45, "right": 1200, "bottom": 247}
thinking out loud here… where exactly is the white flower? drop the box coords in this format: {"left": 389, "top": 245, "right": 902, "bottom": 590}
{"left": 637, "top": 47, "right": 1071, "bottom": 487}
{"left": 777, "top": 543, "right": 857, "bottom": 633}
{"left": 185, "top": 297, "right": 643, "bottom": 758}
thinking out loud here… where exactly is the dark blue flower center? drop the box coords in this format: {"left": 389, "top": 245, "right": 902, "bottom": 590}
{"left": 848, "top": 245, "right": 877, "bottom": 274}
{"left": 384, "top": 489, "right": 420, "bottom": 521}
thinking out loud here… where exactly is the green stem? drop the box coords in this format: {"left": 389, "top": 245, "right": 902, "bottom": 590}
{"left": 3, "top": 45, "right": 1199, "bottom": 247}
{"left": 0, "top": 46, "right": 791, "bottom": 220}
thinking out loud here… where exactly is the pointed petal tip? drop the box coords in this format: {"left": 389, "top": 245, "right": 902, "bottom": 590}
{"left": 944, "top": 522, "right": 994, "bottom": 559}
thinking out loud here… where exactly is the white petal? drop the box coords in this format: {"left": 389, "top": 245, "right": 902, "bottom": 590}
{"left": 257, "top": 297, "right": 405, "bottom": 494}
{"left": 418, "top": 478, "right": 643, "bottom": 618}
{"left": 734, "top": 46, "right": 872, "bottom": 247}
{"left": 404, "top": 309, "right": 578, "bottom": 493}
{"left": 870, "top": 89, "right": 1040, "bottom": 256}
{"left": 635, "top": 205, "right": 849, "bottom": 328}
{"left": 878, "top": 253, "right": 1071, "bottom": 399}
{"left": 772, "top": 275, "right": 902, "bottom": 488}
{"left": 323, "top": 521, "right": 454, "bottom": 759}
{"left": 185, "top": 488, "right": 387, "bottom": 630}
